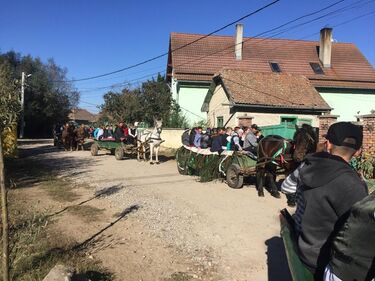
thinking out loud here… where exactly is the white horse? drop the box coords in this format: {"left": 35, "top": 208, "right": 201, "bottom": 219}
{"left": 137, "top": 119, "right": 164, "bottom": 164}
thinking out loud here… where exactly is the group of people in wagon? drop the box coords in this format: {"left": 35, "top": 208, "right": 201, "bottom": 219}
{"left": 182, "top": 124, "right": 263, "bottom": 158}
{"left": 92, "top": 121, "right": 139, "bottom": 145}
{"left": 54, "top": 121, "right": 141, "bottom": 151}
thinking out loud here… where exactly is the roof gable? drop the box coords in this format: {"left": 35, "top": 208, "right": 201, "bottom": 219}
{"left": 208, "top": 69, "right": 331, "bottom": 111}
{"left": 69, "top": 108, "right": 97, "bottom": 122}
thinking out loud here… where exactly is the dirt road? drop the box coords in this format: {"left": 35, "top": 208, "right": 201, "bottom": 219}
{"left": 18, "top": 140, "right": 292, "bottom": 281}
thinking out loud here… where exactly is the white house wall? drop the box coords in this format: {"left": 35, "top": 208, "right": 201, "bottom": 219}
{"left": 206, "top": 85, "right": 320, "bottom": 128}
{"left": 207, "top": 85, "right": 231, "bottom": 127}
{"left": 234, "top": 112, "right": 320, "bottom": 127}
{"left": 319, "top": 92, "right": 375, "bottom": 121}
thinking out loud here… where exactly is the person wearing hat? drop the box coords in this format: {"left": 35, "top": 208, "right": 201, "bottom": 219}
{"left": 243, "top": 124, "right": 260, "bottom": 155}
{"left": 281, "top": 122, "right": 368, "bottom": 280}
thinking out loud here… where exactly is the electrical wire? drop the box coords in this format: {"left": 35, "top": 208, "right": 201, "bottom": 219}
{"left": 52, "top": 0, "right": 281, "bottom": 83}
{"left": 78, "top": 1, "right": 375, "bottom": 108}
{"left": 76, "top": 0, "right": 371, "bottom": 94}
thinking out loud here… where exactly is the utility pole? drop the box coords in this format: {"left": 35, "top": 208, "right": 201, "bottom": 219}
{"left": 20, "top": 72, "right": 25, "bottom": 139}
{"left": 19, "top": 72, "right": 31, "bottom": 138}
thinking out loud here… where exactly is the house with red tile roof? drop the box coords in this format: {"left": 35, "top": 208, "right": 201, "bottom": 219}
{"left": 201, "top": 69, "right": 331, "bottom": 128}
{"left": 69, "top": 108, "right": 97, "bottom": 124}
{"left": 167, "top": 25, "right": 375, "bottom": 126}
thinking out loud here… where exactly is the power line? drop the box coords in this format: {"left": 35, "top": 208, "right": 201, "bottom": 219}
{"left": 77, "top": 0, "right": 375, "bottom": 108}
{"left": 52, "top": 0, "right": 281, "bottom": 83}
{"left": 76, "top": 0, "right": 368, "bottom": 94}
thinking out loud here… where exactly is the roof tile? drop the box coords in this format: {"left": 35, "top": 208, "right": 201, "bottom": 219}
{"left": 170, "top": 33, "right": 375, "bottom": 89}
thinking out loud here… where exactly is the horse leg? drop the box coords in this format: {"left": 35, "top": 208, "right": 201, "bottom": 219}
{"left": 149, "top": 143, "right": 154, "bottom": 164}
{"left": 155, "top": 145, "right": 160, "bottom": 164}
{"left": 267, "top": 167, "right": 281, "bottom": 198}
{"left": 137, "top": 141, "right": 141, "bottom": 161}
{"left": 256, "top": 168, "right": 265, "bottom": 197}
{"left": 143, "top": 144, "right": 147, "bottom": 162}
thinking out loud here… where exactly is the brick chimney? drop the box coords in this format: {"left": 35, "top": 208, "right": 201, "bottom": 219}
{"left": 319, "top": 28, "right": 333, "bottom": 68}
{"left": 235, "top": 24, "right": 243, "bottom": 60}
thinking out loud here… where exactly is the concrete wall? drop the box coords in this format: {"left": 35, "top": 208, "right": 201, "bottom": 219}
{"left": 160, "top": 128, "right": 185, "bottom": 149}
{"left": 319, "top": 92, "right": 375, "bottom": 121}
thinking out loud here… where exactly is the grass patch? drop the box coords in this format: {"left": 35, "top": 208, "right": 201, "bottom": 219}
{"left": 165, "top": 272, "right": 193, "bottom": 281}
{"left": 1, "top": 192, "right": 112, "bottom": 281}
{"left": 68, "top": 205, "right": 104, "bottom": 223}
{"left": 1, "top": 147, "right": 112, "bottom": 280}
{"left": 41, "top": 178, "right": 80, "bottom": 202}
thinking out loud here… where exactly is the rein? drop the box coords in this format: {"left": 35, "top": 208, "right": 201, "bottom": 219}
{"left": 258, "top": 138, "right": 293, "bottom": 167}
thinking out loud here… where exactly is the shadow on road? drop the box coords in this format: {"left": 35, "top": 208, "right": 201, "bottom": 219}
{"left": 73, "top": 204, "right": 140, "bottom": 252}
{"left": 5, "top": 143, "right": 97, "bottom": 189}
{"left": 265, "top": 236, "right": 292, "bottom": 281}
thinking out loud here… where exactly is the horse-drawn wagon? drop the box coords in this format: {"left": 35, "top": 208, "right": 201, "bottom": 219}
{"left": 176, "top": 124, "right": 318, "bottom": 197}
{"left": 176, "top": 145, "right": 257, "bottom": 188}
{"left": 90, "top": 139, "right": 140, "bottom": 160}
{"left": 90, "top": 119, "right": 164, "bottom": 163}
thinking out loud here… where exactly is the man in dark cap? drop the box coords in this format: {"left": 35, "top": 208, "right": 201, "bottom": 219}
{"left": 283, "top": 122, "right": 368, "bottom": 279}
{"left": 243, "top": 124, "right": 261, "bottom": 155}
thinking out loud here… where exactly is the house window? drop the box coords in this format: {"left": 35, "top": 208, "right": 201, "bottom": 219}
{"left": 310, "top": 62, "right": 324, "bottom": 74}
{"left": 217, "top": 116, "right": 224, "bottom": 127}
{"left": 270, "top": 62, "right": 281, "bottom": 73}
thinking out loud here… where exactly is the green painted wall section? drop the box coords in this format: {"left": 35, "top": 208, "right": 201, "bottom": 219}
{"left": 320, "top": 92, "right": 375, "bottom": 121}
{"left": 177, "top": 86, "right": 209, "bottom": 125}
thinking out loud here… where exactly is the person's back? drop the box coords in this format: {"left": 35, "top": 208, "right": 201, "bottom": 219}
{"left": 93, "top": 127, "right": 99, "bottom": 139}
{"left": 200, "top": 133, "right": 210, "bottom": 149}
{"left": 181, "top": 129, "right": 190, "bottom": 146}
{"left": 295, "top": 122, "right": 367, "bottom": 279}
{"left": 296, "top": 152, "right": 367, "bottom": 273}
{"left": 230, "top": 129, "right": 244, "bottom": 151}
{"left": 114, "top": 125, "right": 125, "bottom": 141}
{"left": 324, "top": 192, "right": 375, "bottom": 281}
{"left": 189, "top": 128, "right": 196, "bottom": 146}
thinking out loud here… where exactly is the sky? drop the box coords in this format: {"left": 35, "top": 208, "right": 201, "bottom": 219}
{"left": 1, "top": 0, "right": 375, "bottom": 113}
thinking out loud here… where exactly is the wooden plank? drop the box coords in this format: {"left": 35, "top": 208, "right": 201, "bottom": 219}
{"left": 280, "top": 212, "right": 314, "bottom": 281}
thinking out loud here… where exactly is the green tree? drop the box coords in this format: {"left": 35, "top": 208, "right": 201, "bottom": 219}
{"left": 165, "top": 100, "right": 189, "bottom": 128}
{"left": 99, "top": 74, "right": 188, "bottom": 128}
{"left": 100, "top": 88, "right": 142, "bottom": 123}
{"left": 0, "top": 51, "right": 79, "bottom": 137}
{"left": 140, "top": 73, "right": 171, "bottom": 125}
{"left": 0, "top": 62, "right": 21, "bottom": 281}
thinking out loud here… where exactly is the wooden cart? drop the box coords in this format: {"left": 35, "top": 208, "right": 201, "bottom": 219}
{"left": 175, "top": 146, "right": 257, "bottom": 188}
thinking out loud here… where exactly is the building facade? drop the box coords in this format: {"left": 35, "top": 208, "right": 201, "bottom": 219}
{"left": 167, "top": 26, "right": 375, "bottom": 126}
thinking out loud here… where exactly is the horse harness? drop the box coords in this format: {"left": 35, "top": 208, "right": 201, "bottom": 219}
{"left": 258, "top": 138, "right": 293, "bottom": 167}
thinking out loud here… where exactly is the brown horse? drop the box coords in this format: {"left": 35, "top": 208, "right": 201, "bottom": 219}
{"left": 62, "top": 123, "right": 76, "bottom": 151}
{"left": 256, "top": 124, "right": 317, "bottom": 198}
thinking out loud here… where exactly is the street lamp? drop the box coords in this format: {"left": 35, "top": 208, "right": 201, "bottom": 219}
{"left": 19, "top": 72, "right": 31, "bottom": 139}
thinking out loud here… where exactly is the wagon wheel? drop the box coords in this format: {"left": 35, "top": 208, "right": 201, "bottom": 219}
{"left": 176, "top": 154, "right": 188, "bottom": 175}
{"left": 115, "top": 146, "right": 124, "bottom": 160}
{"left": 226, "top": 164, "right": 244, "bottom": 189}
{"left": 91, "top": 143, "right": 99, "bottom": 156}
